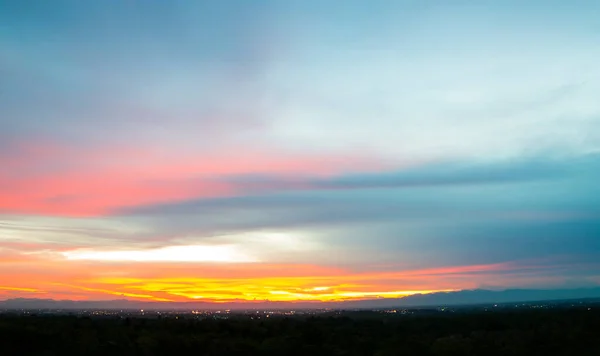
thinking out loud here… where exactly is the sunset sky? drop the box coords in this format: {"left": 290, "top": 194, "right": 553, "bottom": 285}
{"left": 1, "top": 0, "right": 600, "bottom": 303}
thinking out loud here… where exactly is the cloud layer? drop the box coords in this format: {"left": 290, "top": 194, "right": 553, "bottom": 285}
{"left": 1, "top": 0, "right": 600, "bottom": 302}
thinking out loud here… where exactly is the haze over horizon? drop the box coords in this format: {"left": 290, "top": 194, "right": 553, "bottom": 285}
{"left": 1, "top": 0, "right": 600, "bottom": 304}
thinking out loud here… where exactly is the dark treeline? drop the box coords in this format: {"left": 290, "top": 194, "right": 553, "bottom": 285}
{"left": 1, "top": 308, "right": 599, "bottom": 355}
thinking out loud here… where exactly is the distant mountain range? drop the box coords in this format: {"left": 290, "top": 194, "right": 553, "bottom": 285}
{"left": 2, "top": 287, "right": 600, "bottom": 310}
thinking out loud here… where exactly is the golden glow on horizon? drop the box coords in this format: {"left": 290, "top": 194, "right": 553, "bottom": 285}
{"left": 51, "top": 283, "right": 173, "bottom": 302}
{"left": 0, "top": 286, "right": 41, "bottom": 293}
{"left": 1, "top": 250, "right": 518, "bottom": 303}
{"left": 80, "top": 275, "right": 458, "bottom": 302}
{"left": 265, "top": 289, "right": 452, "bottom": 301}
{"left": 0, "top": 267, "right": 466, "bottom": 303}
{"left": 1, "top": 278, "right": 456, "bottom": 303}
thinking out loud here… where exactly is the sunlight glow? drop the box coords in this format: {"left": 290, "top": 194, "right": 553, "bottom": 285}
{"left": 84, "top": 274, "right": 456, "bottom": 302}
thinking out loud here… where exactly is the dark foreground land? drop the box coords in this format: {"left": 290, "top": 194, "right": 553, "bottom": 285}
{"left": 1, "top": 307, "right": 599, "bottom": 356}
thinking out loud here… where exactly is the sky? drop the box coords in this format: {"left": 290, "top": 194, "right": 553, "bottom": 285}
{"left": 1, "top": 0, "right": 600, "bottom": 303}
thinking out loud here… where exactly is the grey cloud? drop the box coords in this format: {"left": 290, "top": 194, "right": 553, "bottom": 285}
{"left": 311, "top": 157, "right": 568, "bottom": 189}
{"left": 0, "top": 1, "right": 277, "bottom": 146}
{"left": 121, "top": 155, "right": 592, "bottom": 217}
{"left": 103, "top": 155, "right": 600, "bottom": 255}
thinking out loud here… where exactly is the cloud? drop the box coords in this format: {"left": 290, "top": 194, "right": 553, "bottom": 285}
{"left": 4, "top": 153, "right": 598, "bottom": 268}
{"left": 99, "top": 154, "right": 600, "bottom": 268}
{"left": 4, "top": 246, "right": 594, "bottom": 302}
{"left": 2, "top": 0, "right": 600, "bottom": 300}
{"left": 0, "top": 1, "right": 277, "bottom": 149}
{"left": 260, "top": 1, "right": 600, "bottom": 160}
{"left": 63, "top": 244, "right": 258, "bottom": 263}
{"left": 310, "top": 157, "right": 569, "bottom": 188}
{"left": 0, "top": 137, "right": 389, "bottom": 216}
{"left": 119, "top": 154, "right": 598, "bottom": 220}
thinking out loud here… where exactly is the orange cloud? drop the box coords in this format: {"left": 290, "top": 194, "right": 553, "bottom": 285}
{"left": 0, "top": 248, "right": 539, "bottom": 303}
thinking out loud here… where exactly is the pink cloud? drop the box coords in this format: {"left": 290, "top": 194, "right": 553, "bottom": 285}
{"left": 0, "top": 139, "right": 390, "bottom": 216}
